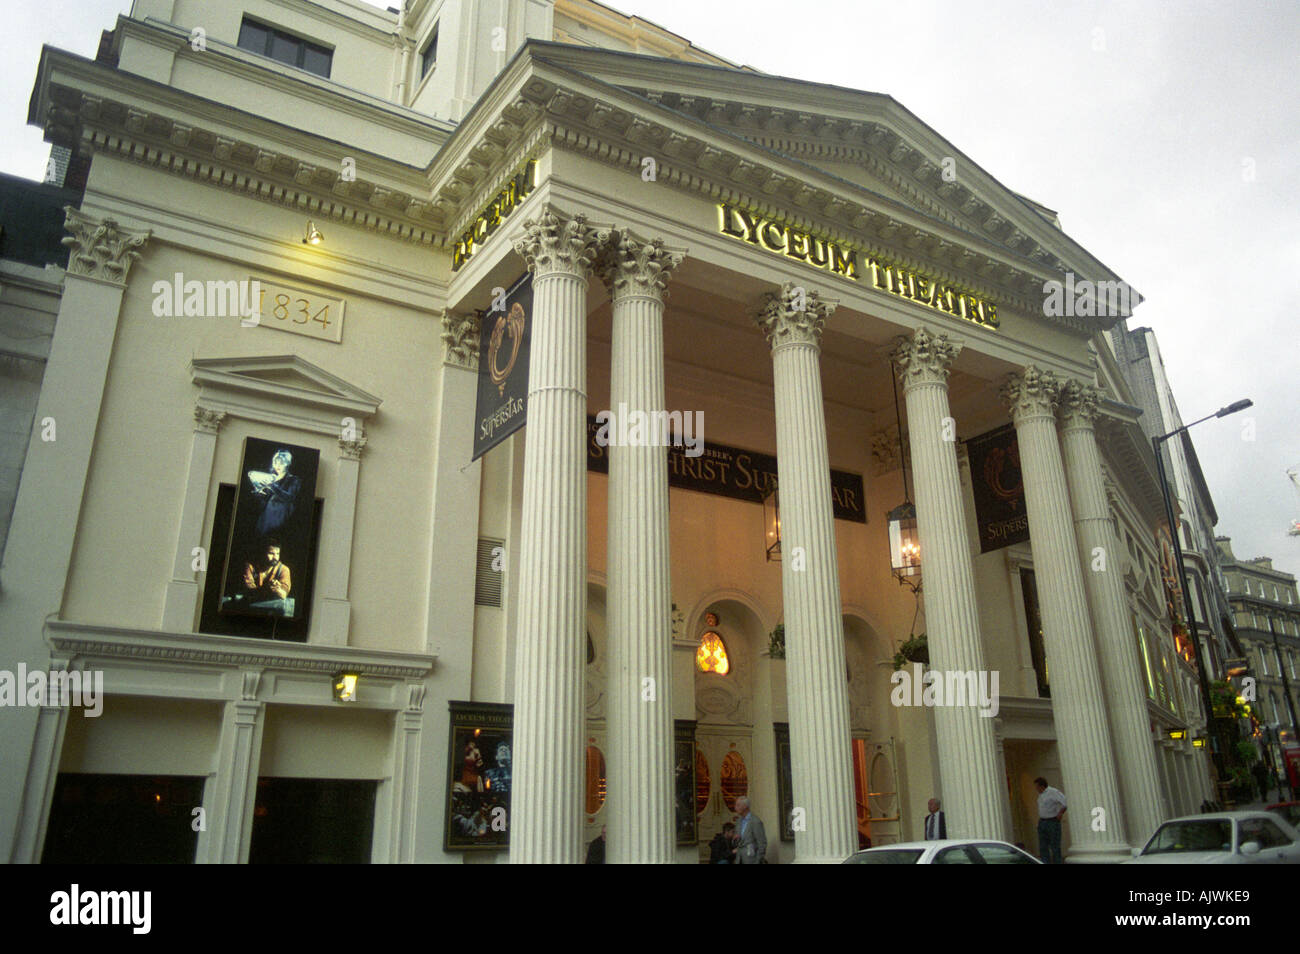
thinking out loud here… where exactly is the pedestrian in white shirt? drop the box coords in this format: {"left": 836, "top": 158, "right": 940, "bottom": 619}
{"left": 1034, "top": 776, "right": 1067, "bottom": 864}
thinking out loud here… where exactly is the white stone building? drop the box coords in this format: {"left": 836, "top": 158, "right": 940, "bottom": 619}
{"left": 0, "top": 0, "right": 1214, "bottom": 863}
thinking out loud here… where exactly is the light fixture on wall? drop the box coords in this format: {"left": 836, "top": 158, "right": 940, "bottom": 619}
{"left": 333, "top": 671, "right": 358, "bottom": 702}
{"left": 1191, "top": 737, "right": 1206, "bottom": 748}
{"left": 303, "top": 220, "right": 324, "bottom": 245}
{"left": 886, "top": 364, "right": 921, "bottom": 593}
{"left": 762, "top": 481, "right": 781, "bottom": 562}
{"left": 1168, "top": 728, "right": 1187, "bottom": 740}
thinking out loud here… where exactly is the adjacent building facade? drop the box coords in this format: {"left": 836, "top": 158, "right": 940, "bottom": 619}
{"left": 2, "top": 0, "right": 1219, "bottom": 863}
{"left": 1218, "top": 536, "right": 1300, "bottom": 756}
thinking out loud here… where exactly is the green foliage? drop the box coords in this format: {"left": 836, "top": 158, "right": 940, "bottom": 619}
{"left": 768, "top": 623, "right": 785, "bottom": 659}
{"left": 892, "top": 633, "right": 929, "bottom": 672}
{"left": 1235, "top": 741, "right": 1259, "bottom": 765}
{"left": 1210, "top": 680, "right": 1249, "bottom": 720}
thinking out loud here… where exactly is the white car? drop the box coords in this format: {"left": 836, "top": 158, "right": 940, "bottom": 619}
{"left": 843, "top": 839, "right": 1041, "bottom": 864}
{"left": 1124, "top": 811, "right": 1300, "bottom": 864}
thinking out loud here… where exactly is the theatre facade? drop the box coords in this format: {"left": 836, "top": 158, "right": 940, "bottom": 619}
{"left": 1, "top": 0, "right": 1211, "bottom": 863}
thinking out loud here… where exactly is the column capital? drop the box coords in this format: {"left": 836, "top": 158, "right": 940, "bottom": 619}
{"left": 891, "top": 327, "right": 962, "bottom": 388}
{"left": 61, "top": 206, "right": 151, "bottom": 285}
{"left": 338, "top": 437, "right": 367, "bottom": 460}
{"left": 440, "top": 308, "right": 480, "bottom": 371}
{"left": 596, "top": 228, "right": 684, "bottom": 301}
{"left": 755, "top": 281, "right": 836, "bottom": 349}
{"left": 193, "top": 406, "right": 227, "bottom": 434}
{"left": 1002, "top": 366, "right": 1061, "bottom": 425}
{"left": 1058, "top": 379, "right": 1103, "bottom": 430}
{"left": 513, "top": 206, "right": 610, "bottom": 279}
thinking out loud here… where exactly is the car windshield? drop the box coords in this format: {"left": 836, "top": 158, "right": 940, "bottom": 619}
{"left": 1143, "top": 820, "right": 1232, "bottom": 855}
{"left": 845, "top": 849, "right": 924, "bottom": 864}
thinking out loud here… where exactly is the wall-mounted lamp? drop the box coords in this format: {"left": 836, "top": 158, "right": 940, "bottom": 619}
{"left": 333, "top": 671, "right": 358, "bottom": 702}
{"left": 1168, "top": 729, "right": 1186, "bottom": 740}
{"left": 303, "top": 220, "right": 324, "bottom": 246}
{"left": 1191, "top": 737, "right": 1206, "bottom": 748}
{"left": 762, "top": 482, "right": 781, "bottom": 562}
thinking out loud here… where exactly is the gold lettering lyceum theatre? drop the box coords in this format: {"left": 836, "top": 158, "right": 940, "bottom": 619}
{"left": 717, "top": 203, "right": 998, "bottom": 330}
{"left": 452, "top": 160, "right": 537, "bottom": 271}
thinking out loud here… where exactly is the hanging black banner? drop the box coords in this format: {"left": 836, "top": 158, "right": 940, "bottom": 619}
{"left": 967, "top": 423, "right": 1029, "bottom": 552}
{"left": 472, "top": 272, "right": 532, "bottom": 460}
{"left": 585, "top": 416, "right": 866, "bottom": 523}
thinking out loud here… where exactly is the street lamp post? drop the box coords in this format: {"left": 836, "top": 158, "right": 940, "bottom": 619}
{"left": 1151, "top": 398, "right": 1252, "bottom": 798}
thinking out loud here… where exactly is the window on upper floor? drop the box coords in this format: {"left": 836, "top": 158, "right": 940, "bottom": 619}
{"left": 1274, "top": 584, "right": 1280, "bottom": 601}
{"left": 421, "top": 26, "right": 439, "bottom": 77}
{"left": 1244, "top": 578, "right": 1251, "bottom": 595}
{"left": 238, "top": 17, "right": 333, "bottom": 78}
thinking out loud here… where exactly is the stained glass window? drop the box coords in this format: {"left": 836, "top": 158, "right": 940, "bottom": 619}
{"left": 697, "top": 631, "right": 729, "bottom": 674}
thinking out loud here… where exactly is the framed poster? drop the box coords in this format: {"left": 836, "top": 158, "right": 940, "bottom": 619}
{"left": 674, "top": 720, "right": 698, "bottom": 846}
{"left": 219, "top": 437, "right": 320, "bottom": 619}
{"left": 445, "top": 701, "right": 513, "bottom": 851}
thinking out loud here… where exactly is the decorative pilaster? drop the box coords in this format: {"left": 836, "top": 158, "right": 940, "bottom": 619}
{"left": 891, "top": 328, "right": 1008, "bottom": 841}
{"left": 1059, "top": 380, "right": 1165, "bottom": 844}
{"left": 597, "top": 230, "right": 684, "bottom": 864}
{"left": 509, "top": 207, "right": 609, "bottom": 863}
{"left": 1003, "top": 367, "right": 1129, "bottom": 861}
{"left": 162, "top": 407, "right": 228, "bottom": 631}
{"left": 200, "top": 671, "right": 266, "bottom": 863}
{"left": 315, "top": 435, "right": 367, "bottom": 645}
{"left": 0, "top": 209, "right": 153, "bottom": 860}
{"left": 756, "top": 281, "right": 855, "bottom": 863}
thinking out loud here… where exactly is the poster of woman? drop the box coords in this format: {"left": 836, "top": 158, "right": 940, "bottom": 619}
{"left": 220, "top": 437, "right": 319, "bottom": 619}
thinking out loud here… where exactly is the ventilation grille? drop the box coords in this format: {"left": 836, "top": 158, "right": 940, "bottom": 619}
{"left": 475, "top": 537, "right": 505, "bottom": 607}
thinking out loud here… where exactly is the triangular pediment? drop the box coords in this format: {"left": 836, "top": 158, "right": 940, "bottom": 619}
{"left": 498, "top": 42, "right": 1140, "bottom": 331}
{"left": 191, "top": 354, "right": 382, "bottom": 427}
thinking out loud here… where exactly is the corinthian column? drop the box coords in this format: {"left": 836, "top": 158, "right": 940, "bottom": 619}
{"left": 1059, "top": 380, "right": 1166, "bottom": 844}
{"left": 1003, "top": 368, "right": 1130, "bottom": 861}
{"left": 891, "top": 328, "right": 1008, "bottom": 841}
{"left": 509, "top": 208, "right": 608, "bottom": 864}
{"left": 598, "top": 230, "right": 685, "bottom": 864}
{"left": 756, "top": 282, "right": 855, "bottom": 863}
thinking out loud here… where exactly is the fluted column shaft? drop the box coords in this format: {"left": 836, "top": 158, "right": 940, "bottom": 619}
{"left": 1059, "top": 381, "right": 1166, "bottom": 845}
{"left": 600, "top": 232, "right": 683, "bottom": 864}
{"left": 509, "top": 209, "right": 607, "bottom": 863}
{"left": 757, "top": 283, "right": 855, "bottom": 863}
{"left": 1004, "top": 368, "right": 1129, "bottom": 861}
{"left": 893, "top": 329, "right": 1008, "bottom": 840}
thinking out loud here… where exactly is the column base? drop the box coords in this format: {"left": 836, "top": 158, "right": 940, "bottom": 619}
{"left": 1065, "top": 844, "right": 1134, "bottom": 864}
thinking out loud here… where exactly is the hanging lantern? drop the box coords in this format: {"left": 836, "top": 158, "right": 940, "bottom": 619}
{"left": 762, "top": 482, "right": 781, "bottom": 562}
{"left": 887, "top": 501, "right": 921, "bottom": 587}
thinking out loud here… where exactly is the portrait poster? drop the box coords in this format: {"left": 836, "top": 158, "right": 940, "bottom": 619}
{"left": 674, "top": 720, "right": 698, "bottom": 846}
{"left": 445, "top": 701, "right": 513, "bottom": 851}
{"left": 774, "top": 722, "right": 794, "bottom": 841}
{"left": 472, "top": 272, "right": 532, "bottom": 460}
{"left": 220, "top": 437, "right": 319, "bottom": 619}
{"left": 967, "top": 424, "right": 1029, "bottom": 553}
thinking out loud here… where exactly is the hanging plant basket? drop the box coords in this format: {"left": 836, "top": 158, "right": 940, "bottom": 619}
{"left": 892, "top": 633, "right": 928, "bottom": 671}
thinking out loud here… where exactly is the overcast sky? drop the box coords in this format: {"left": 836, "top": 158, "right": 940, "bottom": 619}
{"left": 3, "top": 0, "right": 1297, "bottom": 576}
